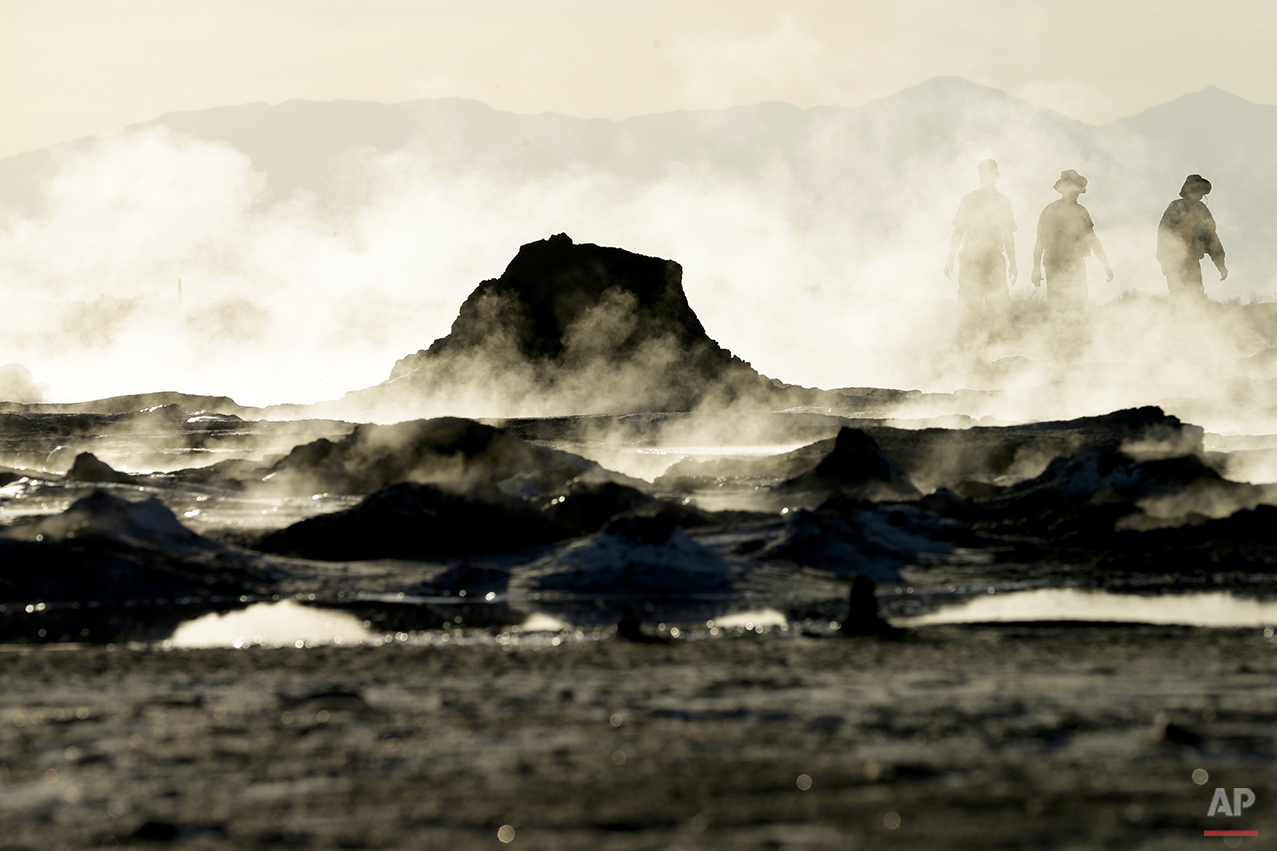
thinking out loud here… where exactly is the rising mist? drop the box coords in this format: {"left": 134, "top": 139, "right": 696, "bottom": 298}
{"left": 1, "top": 78, "right": 1275, "bottom": 428}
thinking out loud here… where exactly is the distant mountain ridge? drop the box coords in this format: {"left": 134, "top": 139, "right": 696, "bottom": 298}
{"left": 2, "top": 78, "right": 1265, "bottom": 205}
{"left": 3, "top": 76, "right": 1276, "bottom": 286}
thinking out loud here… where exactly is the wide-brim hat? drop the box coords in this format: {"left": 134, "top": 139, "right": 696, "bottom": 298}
{"left": 1053, "top": 169, "right": 1087, "bottom": 193}
{"left": 1180, "top": 174, "right": 1212, "bottom": 197}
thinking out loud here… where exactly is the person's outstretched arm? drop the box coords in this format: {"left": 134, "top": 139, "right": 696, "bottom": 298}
{"left": 944, "top": 227, "right": 963, "bottom": 278}
{"left": 1202, "top": 209, "right": 1228, "bottom": 280}
{"left": 1089, "top": 233, "right": 1114, "bottom": 282}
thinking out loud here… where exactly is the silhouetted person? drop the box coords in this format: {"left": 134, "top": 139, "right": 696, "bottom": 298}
{"left": 1030, "top": 169, "right": 1113, "bottom": 314}
{"left": 1157, "top": 174, "right": 1227, "bottom": 299}
{"left": 944, "top": 159, "right": 1017, "bottom": 346}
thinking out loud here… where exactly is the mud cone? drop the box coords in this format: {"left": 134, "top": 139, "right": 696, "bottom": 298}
{"left": 615, "top": 610, "right": 672, "bottom": 644}
{"left": 840, "top": 574, "right": 890, "bottom": 636}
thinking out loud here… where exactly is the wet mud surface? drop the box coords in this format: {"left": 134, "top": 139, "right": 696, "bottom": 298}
{"left": 2, "top": 627, "right": 1274, "bottom": 850}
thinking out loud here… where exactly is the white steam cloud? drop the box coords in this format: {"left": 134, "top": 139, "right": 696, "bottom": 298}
{"left": 0, "top": 84, "right": 1274, "bottom": 433}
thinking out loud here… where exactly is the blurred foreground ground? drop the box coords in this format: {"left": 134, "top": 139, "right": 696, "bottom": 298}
{"left": 2, "top": 625, "right": 1273, "bottom": 850}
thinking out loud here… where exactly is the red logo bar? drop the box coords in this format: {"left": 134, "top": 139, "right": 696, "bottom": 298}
{"left": 1204, "top": 831, "right": 1259, "bottom": 837}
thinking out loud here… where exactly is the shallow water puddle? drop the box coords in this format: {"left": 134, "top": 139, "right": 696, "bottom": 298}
{"left": 902, "top": 588, "right": 1277, "bottom": 628}
{"left": 158, "top": 589, "right": 1277, "bottom": 649}
{"left": 518, "top": 612, "right": 572, "bottom": 632}
{"left": 710, "top": 608, "right": 787, "bottom": 629}
{"left": 161, "top": 601, "right": 795, "bottom": 649}
{"left": 168, "top": 600, "right": 373, "bottom": 648}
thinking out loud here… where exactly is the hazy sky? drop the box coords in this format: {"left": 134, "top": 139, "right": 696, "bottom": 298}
{"left": 2, "top": 0, "right": 1275, "bottom": 160}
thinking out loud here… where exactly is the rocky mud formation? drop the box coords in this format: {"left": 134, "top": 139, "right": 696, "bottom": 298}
{"left": 0, "top": 401, "right": 350, "bottom": 474}
{"left": 653, "top": 406, "right": 1204, "bottom": 495}
{"left": 260, "top": 416, "right": 615, "bottom": 497}
{"left": 779, "top": 427, "right": 921, "bottom": 502}
{"left": 4, "top": 403, "right": 1276, "bottom": 615}
{"left": 0, "top": 491, "right": 275, "bottom": 605}
{"left": 342, "top": 234, "right": 845, "bottom": 417}
{"left": 512, "top": 511, "right": 738, "bottom": 596}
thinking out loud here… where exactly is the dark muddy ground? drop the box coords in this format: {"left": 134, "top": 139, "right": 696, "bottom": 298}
{"left": 2, "top": 627, "right": 1274, "bottom": 850}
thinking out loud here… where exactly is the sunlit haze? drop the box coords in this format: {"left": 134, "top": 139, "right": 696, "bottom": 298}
{"left": 2, "top": 1, "right": 1276, "bottom": 411}
{"left": 4, "top": 7, "right": 1275, "bottom": 844}
{"left": 4, "top": 0, "right": 1276, "bottom": 158}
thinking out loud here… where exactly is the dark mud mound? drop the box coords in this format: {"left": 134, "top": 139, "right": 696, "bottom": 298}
{"left": 19, "top": 489, "right": 201, "bottom": 546}
{"left": 654, "top": 438, "right": 832, "bottom": 492}
{"left": 255, "top": 482, "right": 567, "bottom": 561}
{"left": 990, "top": 449, "right": 1224, "bottom": 515}
{"left": 263, "top": 416, "right": 606, "bottom": 496}
{"left": 1004, "top": 501, "right": 1277, "bottom": 575}
{"left": 781, "top": 427, "right": 919, "bottom": 501}
{"left": 757, "top": 493, "right": 982, "bottom": 582}
{"left": 868, "top": 406, "right": 1203, "bottom": 491}
{"left": 540, "top": 479, "right": 663, "bottom": 533}
{"left": 0, "top": 491, "right": 273, "bottom": 603}
{"left": 983, "top": 446, "right": 1273, "bottom": 535}
{"left": 257, "top": 477, "right": 666, "bottom": 563}
{"left": 356, "top": 234, "right": 836, "bottom": 415}
{"left": 512, "top": 510, "right": 737, "bottom": 595}
{"left": 65, "top": 451, "right": 136, "bottom": 484}
{"left": 0, "top": 402, "right": 315, "bottom": 473}
{"left": 756, "top": 506, "right": 896, "bottom": 580}
{"left": 970, "top": 443, "right": 1277, "bottom": 572}
{"left": 840, "top": 575, "right": 891, "bottom": 636}
{"left": 654, "top": 426, "right": 918, "bottom": 498}
{"left": 651, "top": 407, "right": 1196, "bottom": 497}
{"left": 1098, "top": 504, "right": 1277, "bottom": 572}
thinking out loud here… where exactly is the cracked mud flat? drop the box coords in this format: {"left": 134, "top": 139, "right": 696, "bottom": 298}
{"left": 2, "top": 400, "right": 1277, "bottom": 850}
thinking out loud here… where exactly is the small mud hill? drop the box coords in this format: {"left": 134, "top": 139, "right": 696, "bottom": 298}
{"left": 364, "top": 234, "right": 835, "bottom": 416}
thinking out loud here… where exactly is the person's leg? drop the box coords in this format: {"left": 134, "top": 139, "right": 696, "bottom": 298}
{"left": 956, "top": 278, "right": 981, "bottom": 350}
{"left": 957, "top": 254, "right": 1004, "bottom": 350}
{"left": 1046, "top": 260, "right": 1089, "bottom": 358}
{"left": 981, "top": 257, "right": 1010, "bottom": 342}
{"left": 1166, "top": 259, "right": 1206, "bottom": 300}
{"left": 1046, "top": 260, "right": 1087, "bottom": 313}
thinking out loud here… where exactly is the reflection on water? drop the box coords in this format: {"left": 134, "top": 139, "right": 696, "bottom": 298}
{"left": 519, "top": 612, "right": 572, "bottom": 632}
{"left": 162, "top": 601, "right": 798, "bottom": 648}
{"left": 711, "top": 608, "right": 787, "bottom": 629}
{"left": 169, "top": 600, "right": 373, "bottom": 648}
{"left": 902, "top": 588, "right": 1277, "bottom": 628}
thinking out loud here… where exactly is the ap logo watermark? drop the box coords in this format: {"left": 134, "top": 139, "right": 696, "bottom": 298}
{"left": 1208, "top": 788, "right": 1256, "bottom": 817}
{"left": 1194, "top": 769, "right": 1259, "bottom": 840}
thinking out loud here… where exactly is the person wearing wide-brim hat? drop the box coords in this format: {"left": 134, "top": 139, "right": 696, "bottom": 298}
{"left": 1030, "top": 169, "right": 1114, "bottom": 314}
{"left": 1157, "top": 174, "right": 1227, "bottom": 299}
